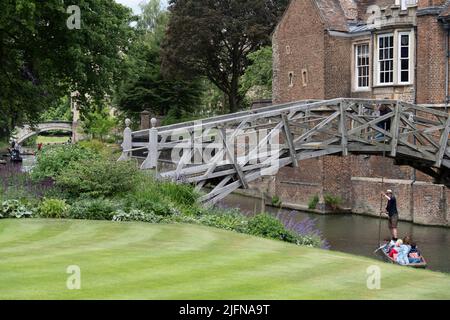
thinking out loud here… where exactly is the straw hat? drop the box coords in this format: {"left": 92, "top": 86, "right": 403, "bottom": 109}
{"left": 386, "top": 189, "right": 393, "bottom": 194}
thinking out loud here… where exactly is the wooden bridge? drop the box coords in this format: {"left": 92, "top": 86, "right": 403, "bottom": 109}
{"left": 119, "top": 98, "right": 450, "bottom": 205}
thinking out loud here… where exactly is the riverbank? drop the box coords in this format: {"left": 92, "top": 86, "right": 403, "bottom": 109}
{"left": 218, "top": 192, "right": 450, "bottom": 273}
{"left": 232, "top": 187, "right": 450, "bottom": 228}
{"left": 0, "top": 219, "right": 449, "bottom": 300}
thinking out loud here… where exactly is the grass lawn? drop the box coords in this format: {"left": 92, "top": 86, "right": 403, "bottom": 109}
{"left": 0, "top": 219, "right": 449, "bottom": 300}
{"left": 36, "top": 136, "right": 70, "bottom": 145}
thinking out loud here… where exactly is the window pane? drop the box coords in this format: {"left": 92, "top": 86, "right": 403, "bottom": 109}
{"left": 401, "top": 59, "right": 409, "bottom": 70}
{"left": 401, "top": 71, "right": 409, "bottom": 82}
{"left": 401, "top": 35, "right": 409, "bottom": 46}
{"left": 401, "top": 47, "right": 409, "bottom": 58}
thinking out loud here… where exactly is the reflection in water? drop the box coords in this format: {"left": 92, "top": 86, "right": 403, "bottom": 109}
{"left": 218, "top": 193, "right": 450, "bottom": 273}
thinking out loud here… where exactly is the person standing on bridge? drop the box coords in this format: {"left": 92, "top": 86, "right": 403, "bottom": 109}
{"left": 382, "top": 189, "right": 399, "bottom": 240}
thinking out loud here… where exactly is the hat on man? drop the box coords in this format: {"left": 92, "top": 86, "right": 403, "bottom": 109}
{"left": 387, "top": 189, "right": 393, "bottom": 194}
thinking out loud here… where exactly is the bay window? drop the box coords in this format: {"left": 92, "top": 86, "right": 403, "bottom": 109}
{"left": 374, "top": 30, "right": 413, "bottom": 86}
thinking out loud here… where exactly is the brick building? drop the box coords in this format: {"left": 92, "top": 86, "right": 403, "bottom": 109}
{"left": 263, "top": 0, "right": 450, "bottom": 226}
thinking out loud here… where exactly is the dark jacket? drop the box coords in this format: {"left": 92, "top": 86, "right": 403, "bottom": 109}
{"left": 386, "top": 196, "right": 398, "bottom": 216}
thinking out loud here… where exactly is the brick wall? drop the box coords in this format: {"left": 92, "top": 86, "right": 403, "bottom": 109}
{"left": 416, "top": 14, "right": 448, "bottom": 104}
{"left": 274, "top": 159, "right": 324, "bottom": 205}
{"left": 273, "top": 0, "right": 326, "bottom": 104}
{"left": 322, "top": 156, "right": 353, "bottom": 207}
{"left": 351, "top": 178, "right": 414, "bottom": 222}
{"left": 412, "top": 182, "right": 448, "bottom": 226}
{"left": 324, "top": 34, "right": 352, "bottom": 99}
{"left": 417, "top": 0, "right": 447, "bottom": 8}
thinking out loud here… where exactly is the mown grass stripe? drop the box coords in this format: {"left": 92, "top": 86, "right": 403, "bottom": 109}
{"left": 0, "top": 220, "right": 449, "bottom": 300}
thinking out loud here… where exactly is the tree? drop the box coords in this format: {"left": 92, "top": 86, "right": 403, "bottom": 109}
{"left": 240, "top": 46, "right": 273, "bottom": 101}
{"left": 0, "top": 0, "right": 135, "bottom": 140}
{"left": 162, "top": 0, "right": 289, "bottom": 113}
{"left": 82, "top": 109, "right": 117, "bottom": 141}
{"left": 115, "top": 0, "right": 203, "bottom": 123}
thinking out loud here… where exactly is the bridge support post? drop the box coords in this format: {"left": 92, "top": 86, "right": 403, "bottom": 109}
{"left": 118, "top": 119, "right": 132, "bottom": 161}
{"left": 141, "top": 118, "right": 158, "bottom": 170}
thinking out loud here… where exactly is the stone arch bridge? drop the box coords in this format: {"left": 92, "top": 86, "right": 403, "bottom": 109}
{"left": 119, "top": 98, "right": 450, "bottom": 205}
{"left": 13, "top": 121, "right": 76, "bottom": 145}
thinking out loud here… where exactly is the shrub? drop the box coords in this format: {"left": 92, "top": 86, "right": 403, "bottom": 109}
{"left": 198, "top": 212, "right": 248, "bottom": 233}
{"left": 77, "top": 139, "right": 108, "bottom": 154}
{"left": 67, "top": 198, "right": 121, "bottom": 220}
{"left": 126, "top": 176, "right": 189, "bottom": 216}
{"left": 56, "top": 159, "right": 138, "bottom": 198}
{"left": 271, "top": 195, "right": 282, "bottom": 207}
{"left": 38, "top": 198, "right": 69, "bottom": 218}
{"left": 112, "top": 210, "right": 165, "bottom": 223}
{"left": 308, "top": 195, "right": 320, "bottom": 210}
{"left": 32, "top": 144, "right": 98, "bottom": 180}
{"left": 278, "top": 213, "right": 329, "bottom": 249}
{"left": 0, "top": 200, "right": 34, "bottom": 219}
{"left": 324, "top": 194, "right": 343, "bottom": 211}
{"left": 159, "top": 181, "right": 199, "bottom": 207}
{"left": 247, "top": 214, "right": 295, "bottom": 242}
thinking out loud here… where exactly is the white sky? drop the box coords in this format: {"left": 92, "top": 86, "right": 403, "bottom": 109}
{"left": 115, "top": 0, "right": 168, "bottom": 14}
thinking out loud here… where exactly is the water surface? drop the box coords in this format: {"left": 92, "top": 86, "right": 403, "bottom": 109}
{"left": 218, "top": 193, "right": 450, "bottom": 273}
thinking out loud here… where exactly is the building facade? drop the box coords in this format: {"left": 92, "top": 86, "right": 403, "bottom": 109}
{"left": 264, "top": 0, "right": 450, "bottom": 226}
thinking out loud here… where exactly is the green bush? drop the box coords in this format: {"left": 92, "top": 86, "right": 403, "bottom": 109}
{"left": 32, "top": 144, "right": 98, "bottom": 180}
{"left": 324, "top": 194, "right": 343, "bottom": 210}
{"left": 160, "top": 181, "right": 199, "bottom": 207}
{"left": 56, "top": 159, "right": 138, "bottom": 198}
{"left": 198, "top": 212, "right": 248, "bottom": 233}
{"left": 271, "top": 195, "right": 282, "bottom": 207}
{"left": 295, "top": 235, "right": 325, "bottom": 248}
{"left": 247, "top": 214, "right": 295, "bottom": 242}
{"left": 77, "top": 139, "right": 108, "bottom": 154}
{"left": 124, "top": 192, "right": 179, "bottom": 216}
{"left": 38, "top": 198, "right": 69, "bottom": 218}
{"left": 112, "top": 209, "right": 165, "bottom": 223}
{"left": 308, "top": 195, "right": 320, "bottom": 210}
{"left": 125, "top": 176, "right": 192, "bottom": 216}
{"left": 67, "top": 198, "right": 121, "bottom": 221}
{"left": 0, "top": 200, "right": 34, "bottom": 219}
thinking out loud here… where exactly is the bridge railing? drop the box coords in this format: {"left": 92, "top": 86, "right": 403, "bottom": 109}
{"left": 119, "top": 98, "right": 450, "bottom": 203}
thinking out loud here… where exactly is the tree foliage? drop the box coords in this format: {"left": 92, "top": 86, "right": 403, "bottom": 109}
{"left": 162, "top": 0, "right": 288, "bottom": 113}
{"left": 82, "top": 109, "right": 117, "bottom": 141}
{"left": 115, "top": 0, "right": 203, "bottom": 123}
{"left": 0, "top": 0, "right": 135, "bottom": 139}
{"left": 240, "top": 46, "right": 273, "bottom": 101}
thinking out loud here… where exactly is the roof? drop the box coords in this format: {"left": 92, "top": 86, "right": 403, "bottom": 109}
{"left": 439, "top": 1, "right": 450, "bottom": 20}
{"left": 315, "top": 0, "right": 349, "bottom": 32}
{"left": 348, "top": 23, "right": 376, "bottom": 33}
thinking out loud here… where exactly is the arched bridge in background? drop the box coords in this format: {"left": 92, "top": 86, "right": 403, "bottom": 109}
{"left": 14, "top": 121, "right": 75, "bottom": 145}
{"left": 119, "top": 98, "right": 450, "bottom": 205}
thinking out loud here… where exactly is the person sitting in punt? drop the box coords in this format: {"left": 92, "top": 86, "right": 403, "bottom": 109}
{"left": 408, "top": 243, "right": 422, "bottom": 264}
{"left": 385, "top": 238, "right": 396, "bottom": 254}
{"left": 396, "top": 239, "right": 411, "bottom": 265}
{"left": 387, "top": 239, "right": 410, "bottom": 265}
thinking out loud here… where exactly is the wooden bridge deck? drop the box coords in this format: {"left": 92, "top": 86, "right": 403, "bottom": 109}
{"left": 119, "top": 98, "right": 450, "bottom": 205}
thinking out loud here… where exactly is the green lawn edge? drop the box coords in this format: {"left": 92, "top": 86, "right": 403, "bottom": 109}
{"left": 0, "top": 219, "right": 449, "bottom": 300}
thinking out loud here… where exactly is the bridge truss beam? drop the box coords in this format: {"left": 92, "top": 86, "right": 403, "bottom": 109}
{"left": 120, "top": 98, "right": 450, "bottom": 205}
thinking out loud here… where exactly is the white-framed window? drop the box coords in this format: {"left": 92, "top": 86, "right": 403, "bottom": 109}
{"left": 378, "top": 34, "right": 394, "bottom": 85}
{"left": 355, "top": 43, "right": 370, "bottom": 89}
{"left": 398, "top": 32, "right": 411, "bottom": 84}
{"left": 374, "top": 30, "right": 414, "bottom": 86}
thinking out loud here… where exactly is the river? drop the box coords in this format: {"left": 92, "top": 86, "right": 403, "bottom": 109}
{"left": 218, "top": 193, "right": 450, "bottom": 273}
